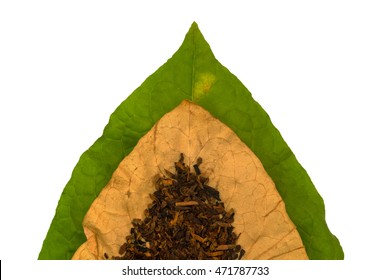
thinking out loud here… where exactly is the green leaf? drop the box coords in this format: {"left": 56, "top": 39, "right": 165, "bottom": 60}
{"left": 39, "top": 22, "right": 343, "bottom": 260}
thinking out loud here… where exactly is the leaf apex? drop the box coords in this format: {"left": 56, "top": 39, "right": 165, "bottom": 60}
{"left": 186, "top": 21, "right": 205, "bottom": 44}
{"left": 190, "top": 21, "right": 199, "bottom": 30}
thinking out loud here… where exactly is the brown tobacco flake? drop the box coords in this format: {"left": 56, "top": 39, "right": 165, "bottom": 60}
{"left": 175, "top": 201, "right": 199, "bottom": 207}
{"left": 110, "top": 153, "right": 245, "bottom": 260}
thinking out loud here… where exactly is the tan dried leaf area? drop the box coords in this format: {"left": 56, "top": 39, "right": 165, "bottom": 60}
{"left": 72, "top": 100, "right": 308, "bottom": 260}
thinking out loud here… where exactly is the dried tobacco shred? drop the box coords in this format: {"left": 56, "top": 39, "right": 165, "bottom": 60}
{"left": 110, "top": 153, "right": 245, "bottom": 260}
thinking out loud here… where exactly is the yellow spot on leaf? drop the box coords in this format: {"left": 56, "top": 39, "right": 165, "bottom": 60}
{"left": 193, "top": 73, "right": 216, "bottom": 100}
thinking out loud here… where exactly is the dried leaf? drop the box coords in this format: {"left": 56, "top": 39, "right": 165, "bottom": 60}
{"left": 72, "top": 100, "right": 308, "bottom": 260}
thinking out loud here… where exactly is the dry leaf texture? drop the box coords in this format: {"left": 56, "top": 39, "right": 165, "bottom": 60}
{"left": 72, "top": 100, "right": 308, "bottom": 260}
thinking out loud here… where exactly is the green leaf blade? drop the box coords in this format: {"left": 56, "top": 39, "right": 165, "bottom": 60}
{"left": 39, "top": 22, "right": 343, "bottom": 260}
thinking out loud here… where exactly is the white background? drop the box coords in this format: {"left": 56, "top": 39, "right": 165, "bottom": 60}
{"left": 1, "top": 0, "right": 389, "bottom": 279}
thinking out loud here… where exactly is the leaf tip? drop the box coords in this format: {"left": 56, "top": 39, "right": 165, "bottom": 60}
{"left": 188, "top": 21, "right": 203, "bottom": 38}
{"left": 190, "top": 21, "right": 199, "bottom": 30}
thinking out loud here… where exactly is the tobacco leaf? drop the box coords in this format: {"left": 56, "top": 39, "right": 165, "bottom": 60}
{"left": 72, "top": 101, "right": 308, "bottom": 260}
{"left": 39, "top": 22, "right": 343, "bottom": 260}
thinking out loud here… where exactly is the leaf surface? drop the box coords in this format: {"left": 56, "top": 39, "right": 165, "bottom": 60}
{"left": 39, "top": 22, "right": 343, "bottom": 260}
{"left": 72, "top": 101, "right": 308, "bottom": 260}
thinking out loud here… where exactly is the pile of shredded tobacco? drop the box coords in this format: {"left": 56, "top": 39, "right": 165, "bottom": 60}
{"left": 107, "top": 153, "right": 245, "bottom": 260}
